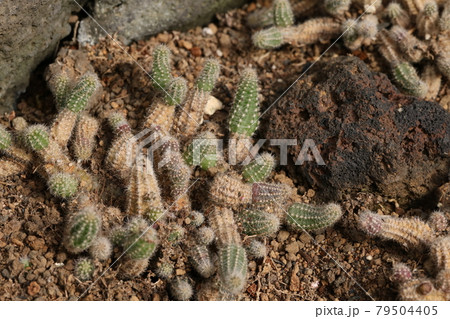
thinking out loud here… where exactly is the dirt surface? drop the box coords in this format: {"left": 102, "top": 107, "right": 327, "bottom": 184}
{"left": 0, "top": 1, "right": 449, "bottom": 301}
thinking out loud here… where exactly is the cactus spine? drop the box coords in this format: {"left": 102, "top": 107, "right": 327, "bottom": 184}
{"left": 64, "top": 206, "right": 101, "bottom": 253}
{"left": 245, "top": 239, "right": 267, "bottom": 259}
{"left": 287, "top": 203, "right": 343, "bottom": 231}
{"left": 385, "top": 2, "right": 411, "bottom": 28}
{"left": 196, "top": 226, "right": 215, "bottom": 245}
{"left": 89, "top": 236, "right": 112, "bottom": 261}
{"left": 170, "top": 277, "right": 193, "bottom": 301}
{"left": 75, "top": 258, "right": 94, "bottom": 281}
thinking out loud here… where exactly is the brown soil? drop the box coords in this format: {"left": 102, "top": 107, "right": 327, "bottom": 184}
{"left": 0, "top": 1, "right": 448, "bottom": 301}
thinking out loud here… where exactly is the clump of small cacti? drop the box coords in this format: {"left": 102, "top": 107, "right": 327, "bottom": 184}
{"left": 358, "top": 210, "right": 449, "bottom": 300}
{"left": 0, "top": 46, "right": 345, "bottom": 301}
{"left": 249, "top": 0, "right": 450, "bottom": 100}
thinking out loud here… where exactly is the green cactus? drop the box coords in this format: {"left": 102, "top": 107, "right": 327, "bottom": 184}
{"left": 65, "top": 73, "right": 99, "bottom": 113}
{"left": 152, "top": 44, "right": 173, "bottom": 92}
{"left": 124, "top": 218, "right": 159, "bottom": 260}
{"left": 287, "top": 203, "right": 343, "bottom": 231}
{"left": 0, "top": 125, "right": 12, "bottom": 151}
{"left": 218, "top": 244, "right": 247, "bottom": 295}
{"left": 195, "top": 59, "right": 221, "bottom": 92}
{"left": 170, "top": 277, "right": 193, "bottom": 301}
{"left": 393, "top": 62, "right": 428, "bottom": 97}
{"left": 242, "top": 152, "right": 275, "bottom": 183}
{"left": 48, "top": 172, "right": 79, "bottom": 199}
{"left": 25, "top": 125, "right": 49, "bottom": 151}
{"left": 144, "top": 207, "right": 165, "bottom": 224}
{"left": 168, "top": 224, "right": 185, "bottom": 243}
{"left": 110, "top": 226, "right": 128, "bottom": 247}
{"left": 107, "top": 112, "right": 131, "bottom": 134}
{"left": 52, "top": 71, "right": 71, "bottom": 109}
{"left": 274, "top": 0, "right": 294, "bottom": 27}
{"left": 324, "top": 0, "right": 351, "bottom": 16}
{"left": 238, "top": 209, "right": 280, "bottom": 236}
{"left": 65, "top": 207, "right": 101, "bottom": 253}
{"left": 165, "top": 77, "right": 188, "bottom": 106}
{"left": 229, "top": 68, "right": 260, "bottom": 137}
{"left": 156, "top": 262, "right": 174, "bottom": 279}
{"left": 183, "top": 131, "right": 218, "bottom": 170}
{"left": 189, "top": 245, "right": 215, "bottom": 278}
{"left": 75, "top": 258, "right": 94, "bottom": 281}
{"left": 252, "top": 27, "right": 284, "bottom": 49}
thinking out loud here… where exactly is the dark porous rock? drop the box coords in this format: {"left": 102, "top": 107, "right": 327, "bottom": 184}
{"left": 266, "top": 56, "right": 449, "bottom": 205}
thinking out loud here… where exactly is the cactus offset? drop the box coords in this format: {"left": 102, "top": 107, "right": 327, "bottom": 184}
{"left": 196, "top": 226, "right": 215, "bottom": 246}
{"left": 64, "top": 206, "right": 101, "bottom": 253}
{"left": 242, "top": 152, "right": 275, "bottom": 183}
{"left": 75, "top": 258, "right": 95, "bottom": 281}
{"left": 324, "top": 0, "right": 351, "bottom": 17}
{"left": 184, "top": 131, "right": 219, "bottom": 170}
{"left": 273, "top": 0, "right": 294, "bottom": 27}
{"left": 170, "top": 277, "right": 193, "bottom": 301}
{"left": 238, "top": 209, "right": 280, "bottom": 236}
{"left": 287, "top": 203, "right": 343, "bottom": 231}
{"left": 252, "top": 27, "right": 284, "bottom": 49}
{"left": 209, "top": 206, "right": 241, "bottom": 247}
{"left": 245, "top": 239, "right": 267, "bottom": 259}
{"left": 73, "top": 114, "right": 99, "bottom": 162}
{"left": 48, "top": 172, "right": 79, "bottom": 199}
{"left": 152, "top": 44, "right": 173, "bottom": 92}
{"left": 393, "top": 62, "right": 428, "bottom": 97}
{"left": 89, "top": 236, "right": 112, "bottom": 261}
{"left": 384, "top": 2, "right": 411, "bottom": 28}
{"left": 218, "top": 244, "right": 247, "bottom": 295}
{"left": 123, "top": 218, "right": 159, "bottom": 260}
{"left": 189, "top": 245, "right": 215, "bottom": 278}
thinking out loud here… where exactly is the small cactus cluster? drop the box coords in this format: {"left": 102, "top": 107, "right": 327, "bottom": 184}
{"left": 249, "top": 0, "right": 450, "bottom": 99}
{"left": 0, "top": 45, "right": 344, "bottom": 300}
{"left": 359, "top": 210, "right": 449, "bottom": 300}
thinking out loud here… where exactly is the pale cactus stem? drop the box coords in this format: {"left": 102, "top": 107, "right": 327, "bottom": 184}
{"left": 428, "top": 211, "right": 448, "bottom": 232}
{"left": 89, "top": 236, "right": 112, "bottom": 261}
{"left": 208, "top": 206, "right": 242, "bottom": 247}
{"left": 390, "top": 25, "right": 427, "bottom": 63}
{"left": 358, "top": 210, "right": 436, "bottom": 249}
{"left": 246, "top": 6, "right": 274, "bottom": 29}
{"left": 384, "top": 2, "right": 411, "bottom": 28}
{"left": 399, "top": 279, "right": 446, "bottom": 301}
{"left": 342, "top": 19, "right": 363, "bottom": 51}
{"left": 245, "top": 239, "right": 267, "bottom": 259}
{"left": 287, "top": 203, "right": 343, "bottom": 231}
{"left": 416, "top": 1, "right": 439, "bottom": 39}
{"left": 189, "top": 245, "right": 215, "bottom": 278}
{"left": 73, "top": 114, "right": 99, "bottom": 162}
{"left": 196, "top": 226, "right": 215, "bottom": 245}
{"left": 283, "top": 18, "right": 341, "bottom": 46}
{"left": 391, "top": 262, "right": 413, "bottom": 283}
{"left": 430, "top": 236, "right": 450, "bottom": 271}
{"left": 209, "top": 173, "right": 252, "bottom": 208}
{"left": 324, "top": 0, "right": 351, "bottom": 17}
{"left": 170, "top": 277, "right": 193, "bottom": 301}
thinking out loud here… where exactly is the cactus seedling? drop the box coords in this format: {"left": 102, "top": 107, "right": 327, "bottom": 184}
{"left": 393, "top": 62, "right": 428, "bottom": 97}
{"left": 75, "top": 258, "right": 95, "bottom": 281}
{"left": 197, "top": 226, "right": 215, "bottom": 246}
{"left": 48, "top": 172, "right": 79, "bottom": 199}
{"left": 170, "top": 277, "right": 194, "bottom": 301}
{"left": 242, "top": 152, "right": 275, "bottom": 183}
{"left": 324, "top": 0, "right": 351, "bottom": 17}
{"left": 168, "top": 224, "right": 186, "bottom": 243}
{"left": 391, "top": 262, "right": 413, "bottom": 283}
{"left": 218, "top": 244, "right": 247, "bottom": 295}
{"left": 239, "top": 209, "right": 280, "bottom": 236}
{"left": 64, "top": 206, "right": 101, "bottom": 253}
{"left": 124, "top": 218, "right": 159, "bottom": 260}
{"left": 152, "top": 44, "right": 173, "bottom": 92}
{"left": 245, "top": 239, "right": 267, "bottom": 259}
{"left": 25, "top": 125, "right": 50, "bottom": 152}
{"left": 428, "top": 211, "right": 448, "bottom": 232}
{"left": 287, "top": 203, "right": 343, "bottom": 231}
{"left": 252, "top": 27, "right": 284, "bottom": 49}
{"left": 73, "top": 114, "right": 99, "bottom": 162}
{"left": 189, "top": 211, "right": 205, "bottom": 227}
{"left": 49, "top": 70, "right": 72, "bottom": 110}
{"left": 417, "top": 1, "right": 439, "bottom": 39}
{"left": 110, "top": 226, "right": 128, "bottom": 247}
{"left": 0, "top": 125, "right": 12, "bottom": 151}
{"left": 358, "top": 211, "right": 435, "bottom": 249}
{"left": 209, "top": 206, "right": 241, "bottom": 247}
{"left": 384, "top": 2, "right": 411, "bottom": 28}
{"left": 274, "top": 0, "right": 294, "bottom": 27}
{"left": 156, "top": 262, "right": 174, "bottom": 279}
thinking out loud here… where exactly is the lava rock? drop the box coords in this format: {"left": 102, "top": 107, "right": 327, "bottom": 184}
{"left": 266, "top": 56, "right": 449, "bottom": 204}
{"left": 77, "top": 0, "right": 248, "bottom": 45}
{"left": 0, "top": 0, "right": 86, "bottom": 112}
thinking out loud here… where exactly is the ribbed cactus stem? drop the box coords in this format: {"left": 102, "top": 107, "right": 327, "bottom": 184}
{"left": 239, "top": 209, "right": 280, "bottom": 236}
{"left": 242, "top": 152, "right": 274, "bottom": 183}
{"left": 64, "top": 206, "right": 101, "bottom": 253}
{"left": 110, "top": 226, "right": 128, "bottom": 247}
{"left": 209, "top": 173, "right": 252, "bottom": 207}
{"left": 152, "top": 44, "right": 173, "bottom": 92}
{"left": 124, "top": 218, "right": 159, "bottom": 260}
{"left": 165, "top": 77, "right": 188, "bottom": 106}
{"left": 189, "top": 245, "right": 215, "bottom": 278}
{"left": 218, "top": 244, "right": 247, "bottom": 295}
{"left": 25, "top": 125, "right": 50, "bottom": 151}
{"left": 75, "top": 258, "right": 94, "bottom": 281}
{"left": 208, "top": 206, "right": 241, "bottom": 247}
{"left": 0, "top": 125, "right": 12, "bottom": 151}
{"left": 324, "top": 0, "right": 351, "bottom": 17}
{"left": 274, "top": 0, "right": 294, "bottom": 27}
{"left": 65, "top": 73, "right": 100, "bottom": 113}
{"left": 430, "top": 236, "right": 450, "bottom": 271}
{"left": 282, "top": 18, "right": 341, "bottom": 46}
{"left": 287, "top": 203, "right": 343, "bottom": 231}
{"left": 391, "top": 262, "right": 413, "bottom": 283}
{"left": 48, "top": 172, "right": 79, "bottom": 199}
{"left": 251, "top": 182, "right": 291, "bottom": 204}
{"left": 183, "top": 131, "right": 218, "bottom": 170}
{"left": 390, "top": 26, "right": 426, "bottom": 63}
{"left": 358, "top": 211, "right": 435, "bottom": 249}
{"left": 50, "top": 70, "right": 72, "bottom": 109}
{"left": 417, "top": 1, "right": 439, "bottom": 38}
{"left": 428, "top": 211, "right": 447, "bottom": 232}
{"left": 229, "top": 68, "right": 259, "bottom": 137}
{"left": 170, "top": 277, "right": 193, "bottom": 301}
{"left": 196, "top": 226, "right": 215, "bottom": 245}
{"left": 252, "top": 27, "right": 284, "bottom": 49}
{"left": 73, "top": 114, "right": 99, "bottom": 162}
{"left": 172, "top": 60, "right": 220, "bottom": 142}
{"left": 393, "top": 62, "right": 428, "bottom": 97}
